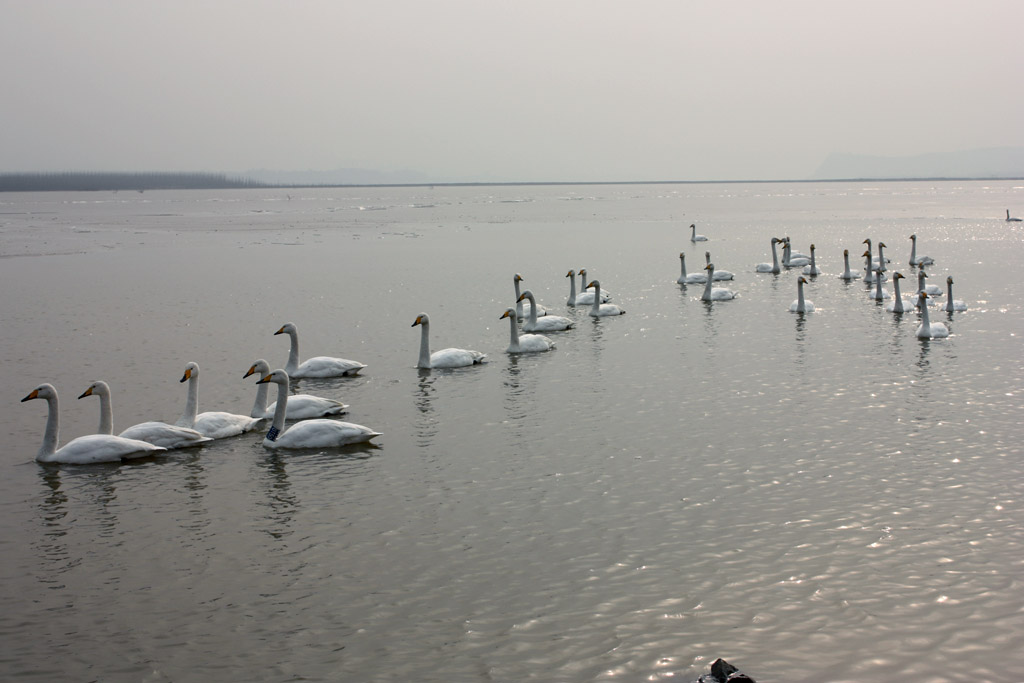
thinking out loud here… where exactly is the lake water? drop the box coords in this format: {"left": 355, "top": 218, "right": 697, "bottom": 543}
{"left": 1, "top": 181, "right": 1022, "bottom": 682}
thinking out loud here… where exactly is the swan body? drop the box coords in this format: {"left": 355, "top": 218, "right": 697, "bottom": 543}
{"left": 789, "top": 276, "right": 814, "bottom": 313}
{"left": 701, "top": 265, "right": 737, "bottom": 301}
{"left": 916, "top": 293, "right": 949, "bottom": 339}
{"left": 255, "top": 370, "right": 381, "bottom": 449}
{"left": 839, "top": 249, "right": 861, "bottom": 280}
{"left": 500, "top": 308, "right": 555, "bottom": 353}
{"left": 518, "top": 291, "right": 574, "bottom": 332}
{"left": 274, "top": 322, "right": 366, "bottom": 378}
{"left": 513, "top": 273, "right": 547, "bottom": 319}
{"left": 176, "top": 362, "right": 262, "bottom": 439}
{"left": 884, "top": 273, "right": 915, "bottom": 313}
{"left": 78, "top": 380, "right": 212, "bottom": 449}
{"left": 908, "top": 234, "right": 935, "bottom": 266}
{"left": 22, "top": 384, "right": 167, "bottom": 464}
{"left": 412, "top": 313, "right": 486, "bottom": 369}
{"left": 944, "top": 276, "right": 968, "bottom": 312}
{"left": 916, "top": 270, "right": 943, "bottom": 298}
{"left": 677, "top": 253, "right": 707, "bottom": 284}
{"left": 869, "top": 269, "right": 891, "bottom": 300}
{"left": 704, "top": 251, "right": 734, "bottom": 280}
{"left": 1008, "top": 210, "right": 1022, "bottom": 222}
{"left": 586, "top": 280, "right": 626, "bottom": 316}
{"left": 244, "top": 360, "right": 349, "bottom": 419}
{"left": 755, "top": 237, "right": 782, "bottom": 274}
{"left": 689, "top": 223, "right": 708, "bottom": 242}
{"left": 801, "top": 244, "right": 821, "bottom": 276}
{"left": 577, "top": 270, "right": 612, "bottom": 302}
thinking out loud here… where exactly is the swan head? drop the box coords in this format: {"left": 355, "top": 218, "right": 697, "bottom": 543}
{"left": 690, "top": 223, "right": 695, "bottom": 229}
{"left": 810, "top": 244, "right": 815, "bottom": 252}
{"left": 180, "top": 361, "right": 200, "bottom": 383}
{"left": 862, "top": 238, "right": 870, "bottom": 245}
{"left": 879, "top": 242, "right": 886, "bottom": 248}
{"left": 516, "top": 290, "right": 534, "bottom": 303}
{"left": 704, "top": 263, "right": 714, "bottom": 271}
{"left": 78, "top": 380, "right": 111, "bottom": 399}
{"left": 798, "top": 276, "right": 808, "bottom": 284}
{"left": 844, "top": 249, "right": 849, "bottom": 256}
{"left": 22, "top": 383, "right": 56, "bottom": 403}
{"left": 579, "top": 269, "right": 587, "bottom": 278}
{"left": 255, "top": 369, "right": 290, "bottom": 386}
{"left": 500, "top": 308, "right": 515, "bottom": 320}
{"left": 514, "top": 273, "right": 523, "bottom": 283}
{"left": 678, "top": 252, "right": 685, "bottom": 259}
{"left": 771, "top": 237, "right": 780, "bottom": 244}
{"left": 244, "top": 359, "right": 270, "bottom": 378}
{"left": 274, "top": 322, "right": 297, "bottom": 336}
{"left": 893, "top": 272, "right": 904, "bottom": 281}
{"left": 862, "top": 250, "right": 871, "bottom": 258}
{"left": 947, "top": 276, "right": 954, "bottom": 284}
{"left": 412, "top": 313, "right": 429, "bottom": 327}
{"left": 910, "top": 234, "right": 917, "bottom": 241}
{"left": 566, "top": 269, "right": 575, "bottom": 278}
{"left": 586, "top": 279, "right": 601, "bottom": 290}
{"left": 919, "top": 291, "right": 929, "bottom": 301}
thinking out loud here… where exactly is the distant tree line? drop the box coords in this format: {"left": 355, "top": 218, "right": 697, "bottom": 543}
{"left": 0, "top": 171, "right": 267, "bottom": 192}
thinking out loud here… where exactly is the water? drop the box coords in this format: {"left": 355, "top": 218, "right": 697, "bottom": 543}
{"left": 1, "top": 182, "right": 1023, "bottom": 682}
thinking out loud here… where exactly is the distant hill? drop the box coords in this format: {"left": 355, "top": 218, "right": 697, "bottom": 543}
{"left": 244, "top": 167, "right": 431, "bottom": 186}
{"left": 811, "top": 147, "right": 1024, "bottom": 180}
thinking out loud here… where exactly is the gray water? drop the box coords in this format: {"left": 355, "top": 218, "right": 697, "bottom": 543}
{"left": 1, "top": 182, "right": 1022, "bottom": 682}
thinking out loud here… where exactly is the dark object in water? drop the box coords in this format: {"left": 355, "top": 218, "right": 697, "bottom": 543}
{"left": 696, "top": 658, "right": 757, "bottom": 683}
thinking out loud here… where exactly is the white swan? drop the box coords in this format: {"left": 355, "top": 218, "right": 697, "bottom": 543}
{"left": 500, "top": 308, "right": 555, "bottom": 353}
{"left": 884, "top": 273, "right": 915, "bottom": 313}
{"left": 255, "top": 369, "right": 381, "bottom": 449}
{"left": 789, "top": 276, "right": 814, "bottom": 313}
{"left": 513, "top": 273, "right": 547, "bottom": 320}
{"left": 838, "top": 249, "right": 861, "bottom": 280}
{"left": 1008, "top": 210, "right": 1022, "bottom": 222}
{"left": 677, "top": 253, "right": 706, "bottom": 284}
{"left": 944, "top": 276, "right": 968, "bottom": 312}
{"left": 704, "top": 251, "right": 734, "bottom": 280}
{"left": 701, "top": 264, "right": 737, "bottom": 301}
{"left": 801, "top": 244, "right": 822, "bottom": 276}
{"left": 78, "top": 380, "right": 212, "bottom": 449}
{"left": 578, "top": 270, "right": 612, "bottom": 301}
{"left": 586, "top": 280, "right": 626, "bottom": 316}
{"left": 412, "top": 313, "right": 486, "bottom": 369}
{"left": 755, "top": 237, "right": 782, "bottom": 274}
{"left": 781, "top": 238, "right": 809, "bottom": 268}
{"left": 518, "top": 291, "right": 574, "bottom": 331}
{"left": 176, "top": 362, "right": 263, "bottom": 439}
{"left": 568, "top": 269, "right": 611, "bottom": 305}
{"left": 869, "top": 268, "right": 891, "bottom": 300}
{"left": 243, "top": 359, "right": 349, "bottom": 419}
{"left": 916, "top": 269, "right": 943, "bottom": 297}
{"left": 22, "top": 384, "right": 166, "bottom": 464}
{"left": 916, "top": 292, "right": 949, "bottom": 339}
{"left": 861, "top": 250, "right": 883, "bottom": 284}
{"left": 861, "top": 238, "right": 889, "bottom": 268}
{"left": 908, "top": 234, "right": 935, "bottom": 266}
{"left": 274, "top": 322, "right": 366, "bottom": 378}
{"left": 689, "top": 223, "right": 708, "bottom": 242}
{"left": 875, "top": 241, "right": 888, "bottom": 273}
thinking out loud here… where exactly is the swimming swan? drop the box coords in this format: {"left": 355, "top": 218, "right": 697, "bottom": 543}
{"left": 944, "top": 276, "right": 968, "bottom": 312}
{"left": 176, "top": 362, "right": 263, "bottom": 439}
{"left": 705, "top": 251, "right": 735, "bottom": 280}
{"left": 869, "top": 268, "right": 891, "bottom": 300}
{"left": 908, "top": 234, "right": 935, "bottom": 266}
{"left": 517, "top": 291, "right": 574, "bottom": 332}
{"left": 500, "top": 308, "right": 555, "bottom": 353}
{"left": 255, "top": 369, "right": 381, "bottom": 449}
{"left": 839, "top": 249, "right": 861, "bottom": 280}
{"left": 412, "top": 313, "right": 487, "bottom": 369}
{"left": 916, "top": 269, "right": 943, "bottom": 297}
{"left": 781, "top": 238, "right": 809, "bottom": 268}
{"left": 79, "top": 380, "right": 212, "bottom": 449}
{"left": 755, "top": 237, "right": 782, "bottom": 274}
{"left": 915, "top": 292, "right": 949, "bottom": 339}
{"left": 884, "top": 273, "right": 915, "bottom": 313}
{"left": 567, "top": 269, "right": 612, "bottom": 305}
{"left": 690, "top": 223, "right": 708, "bottom": 242}
{"left": 22, "top": 384, "right": 166, "bottom": 464}
{"left": 862, "top": 250, "right": 883, "bottom": 284}
{"left": 578, "top": 270, "right": 612, "bottom": 301}
{"left": 586, "top": 280, "right": 626, "bottom": 316}
{"left": 862, "top": 238, "right": 889, "bottom": 268}
{"left": 1008, "top": 210, "right": 1022, "bottom": 222}
{"left": 244, "top": 359, "right": 349, "bottom": 419}
{"left": 701, "top": 264, "right": 737, "bottom": 301}
{"left": 677, "top": 253, "right": 707, "bottom": 284}
{"left": 513, "top": 273, "right": 547, "bottom": 319}
{"left": 801, "top": 244, "right": 821, "bottom": 276}
{"left": 274, "top": 322, "right": 366, "bottom": 378}
{"left": 789, "top": 276, "right": 814, "bottom": 313}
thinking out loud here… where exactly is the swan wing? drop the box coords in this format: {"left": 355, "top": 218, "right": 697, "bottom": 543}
{"left": 429, "top": 348, "right": 487, "bottom": 368}
{"left": 294, "top": 356, "right": 367, "bottom": 378}
{"left": 45, "top": 434, "right": 166, "bottom": 464}
{"left": 120, "top": 421, "right": 212, "bottom": 449}
{"left": 264, "top": 394, "right": 349, "bottom": 420}
{"left": 524, "top": 315, "right": 574, "bottom": 332}
{"left": 193, "top": 411, "right": 262, "bottom": 439}
{"left": 513, "top": 334, "right": 556, "bottom": 353}
{"left": 268, "top": 419, "right": 382, "bottom": 449}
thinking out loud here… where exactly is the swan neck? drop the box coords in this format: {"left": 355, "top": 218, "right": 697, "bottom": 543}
{"left": 514, "top": 278, "right": 523, "bottom": 316}
{"left": 39, "top": 394, "right": 59, "bottom": 459}
{"left": 507, "top": 313, "right": 520, "bottom": 350}
{"left": 567, "top": 274, "right": 577, "bottom": 303}
{"left": 843, "top": 252, "right": 850, "bottom": 275}
{"left": 590, "top": 284, "right": 601, "bottom": 312}
{"left": 178, "top": 374, "right": 199, "bottom": 427}
{"left": 702, "top": 271, "right": 713, "bottom": 299}
{"left": 771, "top": 241, "right": 779, "bottom": 271}
{"left": 98, "top": 391, "right": 113, "bottom": 435}
{"left": 251, "top": 380, "right": 269, "bottom": 418}
{"left": 920, "top": 297, "right": 931, "bottom": 328}
{"left": 679, "top": 255, "right": 686, "bottom": 278}
{"left": 525, "top": 292, "right": 538, "bottom": 325}
{"left": 270, "top": 381, "right": 289, "bottom": 436}
{"left": 285, "top": 331, "right": 300, "bottom": 375}
{"left": 417, "top": 321, "right": 432, "bottom": 368}
{"left": 798, "top": 280, "right": 805, "bottom": 308}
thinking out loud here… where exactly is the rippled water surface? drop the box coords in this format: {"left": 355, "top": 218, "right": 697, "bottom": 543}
{"left": 2, "top": 182, "right": 1023, "bottom": 682}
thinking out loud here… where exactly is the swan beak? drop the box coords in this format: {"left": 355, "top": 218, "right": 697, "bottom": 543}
{"left": 412, "top": 315, "right": 423, "bottom": 327}
{"left": 566, "top": 271, "right": 573, "bottom": 277}
{"left": 879, "top": 242, "right": 886, "bottom": 248}
{"left": 21, "top": 389, "right": 39, "bottom": 402}
{"left": 180, "top": 368, "right": 193, "bottom": 383}
{"left": 500, "top": 310, "right": 511, "bottom": 320}
{"left": 78, "top": 387, "right": 94, "bottom": 399}
{"left": 863, "top": 239, "right": 870, "bottom": 244}
{"left": 516, "top": 293, "right": 526, "bottom": 302}
{"left": 586, "top": 280, "right": 597, "bottom": 288}
{"left": 274, "top": 326, "right": 286, "bottom": 335}
{"left": 243, "top": 365, "right": 257, "bottom": 378}
{"left": 255, "top": 374, "right": 272, "bottom": 384}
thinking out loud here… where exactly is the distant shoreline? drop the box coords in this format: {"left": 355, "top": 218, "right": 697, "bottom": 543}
{"left": 1, "top": 171, "right": 1022, "bottom": 193}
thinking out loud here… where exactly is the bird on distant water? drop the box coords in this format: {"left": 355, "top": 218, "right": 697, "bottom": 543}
{"left": 689, "top": 223, "right": 708, "bottom": 242}
{"left": 1007, "top": 210, "right": 1022, "bottom": 222}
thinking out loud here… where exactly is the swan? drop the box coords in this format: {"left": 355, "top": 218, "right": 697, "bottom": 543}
{"left": 412, "top": 313, "right": 486, "bottom": 369}
{"left": 78, "top": 380, "right": 212, "bottom": 449}
{"left": 513, "top": 273, "right": 547, "bottom": 320}
{"left": 22, "top": 384, "right": 166, "bottom": 464}
{"left": 915, "top": 292, "right": 949, "bottom": 339}
{"left": 908, "top": 234, "right": 935, "bottom": 266}
{"left": 243, "top": 359, "right": 349, "bottom": 419}
{"left": 869, "top": 268, "right": 891, "bottom": 300}
{"left": 755, "top": 237, "right": 782, "bottom": 274}
{"left": 578, "top": 270, "right": 612, "bottom": 301}
{"left": 677, "top": 253, "right": 706, "bottom": 284}
{"left": 518, "top": 291, "right": 574, "bottom": 332}
{"left": 875, "top": 241, "right": 889, "bottom": 273}
{"left": 704, "top": 251, "right": 734, "bottom": 280}
{"left": 176, "top": 362, "right": 263, "bottom": 439}
{"left": 689, "top": 223, "right": 708, "bottom": 242}
{"left": 1008, "top": 210, "right": 1022, "bottom": 222}
{"left": 274, "top": 322, "right": 366, "bottom": 378}
{"left": 916, "top": 269, "right": 943, "bottom": 297}
{"left": 884, "top": 273, "right": 915, "bottom": 313}
{"left": 701, "top": 264, "right": 737, "bottom": 301}
{"left": 586, "top": 280, "right": 626, "bottom": 316}
{"left": 839, "top": 249, "right": 861, "bottom": 280}
{"left": 255, "top": 370, "right": 381, "bottom": 449}
{"left": 500, "top": 308, "right": 555, "bottom": 353}
{"left": 943, "top": 276, "right": 968, "bottom": 312}
{"left": 789, "top": 276, "right": 814, "bottom": 313}
{"left": 781, "top": 238, "right": 809, "bottom": 268}
{"left": 861, "top": 238, "right": 889, "bottom": 268}
{"left": 801, "top": 244, "right": 821, "bottom": 276}
{"left": 568, "top": 269, "right": 612, "bottom": 305}
{"left": 861, "top": 250, "right": 883, "bottom": 284}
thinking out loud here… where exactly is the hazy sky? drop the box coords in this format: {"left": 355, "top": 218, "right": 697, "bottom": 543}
{"left": 2, "top": 1, "right": 1022, "bottom": 182}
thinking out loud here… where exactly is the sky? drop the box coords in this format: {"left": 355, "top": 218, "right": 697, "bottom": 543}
{"left": 2, "top": 0, "right": 1023, "bottom": 182}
